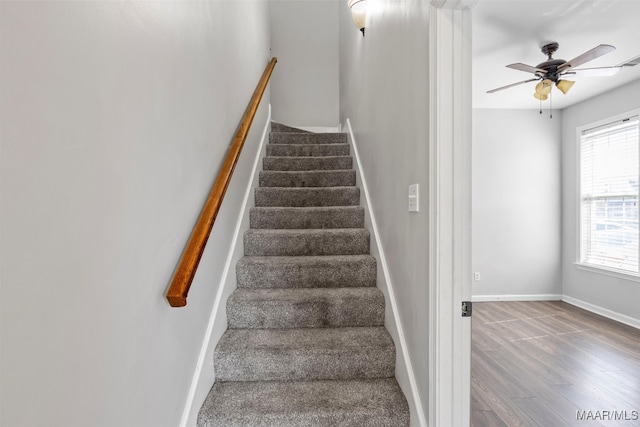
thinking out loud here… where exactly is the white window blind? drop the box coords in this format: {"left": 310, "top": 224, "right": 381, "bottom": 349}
{"left": 580, "top": 115, "right": 640, "bottom": 274}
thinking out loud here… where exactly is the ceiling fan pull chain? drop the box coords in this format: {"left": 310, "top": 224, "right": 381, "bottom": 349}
{"left": 550, "top": 90, "right": 553, "bottom": 119}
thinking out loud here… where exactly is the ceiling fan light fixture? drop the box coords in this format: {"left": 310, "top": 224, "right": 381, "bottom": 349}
{"left": 533, "top": 92, "right": 548, "bottom": 101}
{"left": 535, "top": 79, "right": 553, "bottom": 96}
{"left": 556, "top": 79, "right": 575, "bottom": 94}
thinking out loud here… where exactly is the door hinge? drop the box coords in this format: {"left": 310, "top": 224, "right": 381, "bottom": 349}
{"left": 462, "top": 301, "right": 472, "bottom": 317}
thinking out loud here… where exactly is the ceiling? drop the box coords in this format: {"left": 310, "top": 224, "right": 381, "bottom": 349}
{"left": 472, "top": 0, "right": 640, "bottom": 109}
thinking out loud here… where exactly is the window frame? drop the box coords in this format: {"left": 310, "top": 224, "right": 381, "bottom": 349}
{"left": 575, "top": 109, "right": 640, "bottom": 281}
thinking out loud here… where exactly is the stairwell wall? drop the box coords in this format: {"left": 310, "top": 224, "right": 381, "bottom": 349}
{"left": 338, "top": 1, "right": 431, "bottom": 424}
{"left": 269, "top": 0, "right": 340, "bottom": 129}
{"left": 0, "top": 2, "right": 270, "bottom": 427}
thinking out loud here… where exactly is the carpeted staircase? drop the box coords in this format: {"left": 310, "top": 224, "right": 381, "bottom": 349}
{"left": 197, "top": 123, "right": 410, "bottom": 426}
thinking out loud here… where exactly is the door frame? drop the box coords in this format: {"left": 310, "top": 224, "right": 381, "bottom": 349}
{"left": 428, "top": 1, "right": 476, "bottom": 426}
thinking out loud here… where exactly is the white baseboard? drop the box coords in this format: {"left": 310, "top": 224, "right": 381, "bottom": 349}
{"left": 179, "top": 105, "right": 272, "bottom": 427}
{"left": 562, "top": 295, "right": 640, "bottom": 329}
{"left": 472, "top": 294, "right": 562, "bottom": 302}
{"left": 345, "top": 119, "right": 427, "bottom": 427}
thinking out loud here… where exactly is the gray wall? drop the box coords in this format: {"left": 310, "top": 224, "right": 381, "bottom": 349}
{"left": 0, "top": 2, "right": 271, "bottom": 426}
{"left": 472, "top": 109, "right": 562, "bottom": 299}
{"left": 270, "top": 0, "right": 339, "bottom": 128}
{"left": 561, "top": 79, "right": 640, "bottom": 321}
{"left": 339, "top": 0, "right": 430, "bottom": 422}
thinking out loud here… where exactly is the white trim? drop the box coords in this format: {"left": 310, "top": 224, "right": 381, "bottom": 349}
{"left": 296, "top": 126, "right": 341, "bottom": 133}
{"left": 562, "top": 295, "right": 640, "bottom": 330}
{"left": 428, "top": 3, "right": 473, "bottom": 427}
{"left": 575, "top": 262, "right": 640, "bottom": 282}
{"left": 575, "top": 124, "right": 582, "bottom": 271}
{"left": 345, "top": 119, "right": 428, "bottom": 427}
{"left": 472, "top": 294, "right": 563, "bottom": 302}
{"left": 179, "top": 105, "right": 272, "bottom": 427}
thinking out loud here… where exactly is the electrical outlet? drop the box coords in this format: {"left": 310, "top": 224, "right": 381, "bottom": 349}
{"left": 408, "top": 184, "right": 419, "bottom": 212}
{"left": 474, "top": 272, "right": 481, "bottom": 282}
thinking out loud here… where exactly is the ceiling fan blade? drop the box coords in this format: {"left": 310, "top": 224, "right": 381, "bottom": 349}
{"left": 562, "top": 66, "right": 621, "bottom": 77}
{"left": 558, "top": 44, "right": 616, "bottom": 71}
{"left": 506, "top": 63, "right": 547, "bottom": 74}
{"left": 487, "top": 78, "right": 539, "bottom": 94}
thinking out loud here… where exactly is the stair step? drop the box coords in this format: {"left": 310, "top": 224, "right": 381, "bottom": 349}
{"left": 259, "top": 170, "right": 355, "bottom": 187}
{"left": 255, "top": 187, "right": 359, "bottom": 207}
{"left": 271, "top": 122, "right": 311, "bottom": 133}
{"left": 227, "top": 287, "right": 384, "bottom": 329}
{"left": 269, "top": 132, "right": 346, "bottom": 145}
{"left": 264, "top": 156, "right": 352, "bottom": 171}
{"left": 244, "top": 229, "right": 369, "bottom": 256}
{"left": 197, "top": 378, "right": 410, "bottom": 427}
{"left": 250, "top": 206, "right": 364, "bottom": 229}
{"left": 214, "top": 327, "right": 395, "bottom": 382}
{"left": 236, "top": 255, "right": 377, "bottom": 289}
{"left": 267, "top": 143, "right": 350, "bottom": 157}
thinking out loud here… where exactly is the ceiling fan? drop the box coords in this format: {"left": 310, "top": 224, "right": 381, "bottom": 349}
{"left": 487, "top": 42, "right": 621, "bottom": 99}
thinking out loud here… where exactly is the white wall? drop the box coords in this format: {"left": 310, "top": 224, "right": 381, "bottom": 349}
{"left": 472, "top": 109, "right": 562, "bottom": 299}
{"left": 270, "top": 0, "right": 339, "bottom": 128}
{"left": 339, "top": 1, "right": 430, "bottom": 423}
{"left": 0, "top": 2, "right": 270, "bottom": 426}
{"left": 561, "top": 79, "right": 640, "bottom": 323}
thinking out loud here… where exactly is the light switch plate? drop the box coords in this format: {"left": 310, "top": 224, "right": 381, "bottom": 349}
{"left": 408, "top": 184, "right": 419, "bottom": 212}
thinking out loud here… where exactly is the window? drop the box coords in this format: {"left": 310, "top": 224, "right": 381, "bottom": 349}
{"left": 579, "top": 113, "right": 640, "bottom": 275}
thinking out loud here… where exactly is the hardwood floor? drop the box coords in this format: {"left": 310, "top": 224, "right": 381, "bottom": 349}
{"left": 471, "top": 301, "right": 640, "bottom": 427}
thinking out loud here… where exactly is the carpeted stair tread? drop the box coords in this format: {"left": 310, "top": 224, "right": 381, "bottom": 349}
{"left": 227, "top": 287, "right": 384, "bottom": 329}
{"left": 267, "top": 143, "right": 350, "bottom": 157}
{"left": 270, "top": 132, "right": 346, "bottom": 145}
{"left": 214, "top": 327, "right": 395, "bottom": 382}
{"left": 244, "top": 228, "right": 369, "bottom": 256}
{"left": 250, "top": 206, "right": 364, "bottom": 229}
{"left": 255, "top": 187, "right": 360, "bottom": 207}
{"left": 259, "top": 170, "right": 356, "bottom": 187}
{"left": 270, "top": 122, "right": 311, "bottom": 133}
{"left": 197, "top": 126, "right": 410, "bottom": 427}
{"left": 197, "top": 378, "right": 409, "bottom": 427}
{"left": 236, "top": 255, "right": 377, "bottom": 289}
{"left": 264, "top": 156, "right": 352, "bottom": 171}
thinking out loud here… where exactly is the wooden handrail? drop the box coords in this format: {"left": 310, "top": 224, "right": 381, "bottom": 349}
{"left": 166, "top": 57, "right": 277, "bottom": 307}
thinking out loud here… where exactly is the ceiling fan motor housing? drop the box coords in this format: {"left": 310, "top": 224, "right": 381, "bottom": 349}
{"left": 535, "top": 59, "right": 566, "bottom": 81}
{"left": 540, "top": 42, "right": 559, "bottom": 58}
{"left": 536, "top": 43, "right": 565, "bottom": 82}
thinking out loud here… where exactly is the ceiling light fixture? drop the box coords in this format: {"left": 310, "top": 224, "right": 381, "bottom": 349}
{"left": 534, "top": 79, "right": 553, "bottom": 98}
{"left": 348, "top": 0, "right": 367, "bottom": 36}
{"left": 488, "top": 42, "right": 620, "bottom": 116}
{"left": 533, "top": 78, "right": 574, "bottom": 118}
{"left": 556, "top": 79, "right": 575, "bottom": 94}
